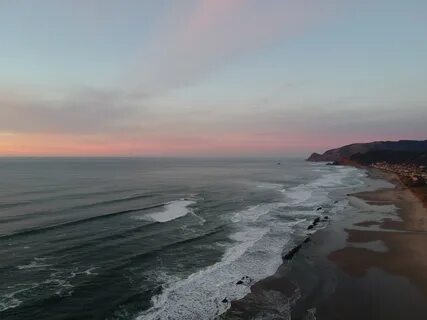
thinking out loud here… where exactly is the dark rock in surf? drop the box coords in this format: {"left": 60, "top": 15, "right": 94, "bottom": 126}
{"left": 307, "top": 217, "right": 321, "bottom": 230}
{"left": 222, "top": 298, "right": 228, "bottom": 303}
{"left": 284, "top": 244, "right": 302, "bottom": 260}
{"left": 236, "top": 276, "right": 252, "bottom": 285}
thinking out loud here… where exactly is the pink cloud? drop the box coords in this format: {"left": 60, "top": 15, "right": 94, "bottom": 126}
{"left": 138, "top": 0, "right": 339, "bottom": 93}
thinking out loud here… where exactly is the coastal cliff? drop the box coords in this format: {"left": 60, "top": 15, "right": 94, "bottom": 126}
{"left": 307, "top": 140, "right": 427, "bottom": 163}
{"left": 307, "top": 139, "right": 427, "bottom": 203}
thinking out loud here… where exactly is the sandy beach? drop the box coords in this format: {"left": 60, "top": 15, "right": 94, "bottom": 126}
{"left": 222, "top": 169, "right": 427, "bottom": 319}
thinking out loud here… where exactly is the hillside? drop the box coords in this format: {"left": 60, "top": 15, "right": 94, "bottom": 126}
{"left": 307, "top": 140, "right": 427, "bottom": 163}
{"left": 351, "top": 150, "right": 427, "bottom": 166}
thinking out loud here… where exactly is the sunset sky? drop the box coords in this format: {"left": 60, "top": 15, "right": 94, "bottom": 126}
{"left": 1, "top": 0, "right": 426, "bottom": 156}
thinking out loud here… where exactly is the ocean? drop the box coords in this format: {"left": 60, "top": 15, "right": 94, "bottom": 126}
{"left": 0, "top": 158, "right": 367, "bottom": 319}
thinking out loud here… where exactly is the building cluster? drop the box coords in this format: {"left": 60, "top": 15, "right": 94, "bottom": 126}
{"left": 371, "top": 162, "right": 427, "bottom": 185}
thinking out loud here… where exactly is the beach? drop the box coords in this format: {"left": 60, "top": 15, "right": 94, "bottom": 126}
{"left": 222, "top": 168, "right": 427, "bottom": 319}
{"left": 2, "top": 159, "right": 426, "bottom": 319}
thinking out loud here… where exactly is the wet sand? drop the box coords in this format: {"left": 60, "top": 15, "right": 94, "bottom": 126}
{"left": 222, "top": 169, "right": 427, "bottom": 319}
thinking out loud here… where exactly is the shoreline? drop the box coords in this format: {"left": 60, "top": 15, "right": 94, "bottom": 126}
{"left": 222, "top": 167, "right": 427, "bottom": 319}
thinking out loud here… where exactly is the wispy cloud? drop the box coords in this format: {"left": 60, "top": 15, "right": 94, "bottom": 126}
{"left": 1, "top": 0, "right": 425, "bottom": 156}
{"left": 137, "top": 0, "right": 338, "bottom": 93}
{"left": 0, "top": 88, "right": 140, "bottom": 134}
{"left": 1, "top": 1, "right": 339, "bottom": 137}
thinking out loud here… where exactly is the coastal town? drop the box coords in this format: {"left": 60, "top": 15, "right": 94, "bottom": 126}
{"left": 371, "top": 162, "right": 427, "bottom": 186}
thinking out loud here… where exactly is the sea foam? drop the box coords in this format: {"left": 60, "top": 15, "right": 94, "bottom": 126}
{"left": 137, "top": 200, "right": 195, "bottom": 223}
{"left": 136, "top": 203, "right": 298, "bottom": 320}
{"left": 136, "top": 165, "right": 365, "bottom": 320}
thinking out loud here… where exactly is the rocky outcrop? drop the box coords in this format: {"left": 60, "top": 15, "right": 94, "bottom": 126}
{"left": 306, "top": 152, "right": 326, "bottom": 162}
{"left": 284, "top": 244, "right": 302, "bottom": 260}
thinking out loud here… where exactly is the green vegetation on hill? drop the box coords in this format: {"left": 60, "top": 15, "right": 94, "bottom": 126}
{"left": 350, "top": 150, "right": 427, "bottom": 166}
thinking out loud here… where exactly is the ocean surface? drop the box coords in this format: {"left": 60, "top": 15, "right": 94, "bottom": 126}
{"left": 0, "top": 158, "right": 367, "bottom": 319}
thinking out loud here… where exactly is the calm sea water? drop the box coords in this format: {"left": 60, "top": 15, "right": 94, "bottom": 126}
{"left": 0, "top": 158, "right": 366, "bottom": 319}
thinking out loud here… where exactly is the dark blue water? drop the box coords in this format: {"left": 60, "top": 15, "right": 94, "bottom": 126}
{"left": 0, "top": 158, "right": 365, "bottom": 319}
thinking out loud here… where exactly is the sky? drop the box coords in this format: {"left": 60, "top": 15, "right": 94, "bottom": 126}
{"left": 0, "top": 0, "right": 426, "bottom": 156}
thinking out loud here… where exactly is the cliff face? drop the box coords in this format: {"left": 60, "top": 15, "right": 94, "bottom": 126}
{"left": 307, "top": 140, "right": 427, "bottom": 163}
